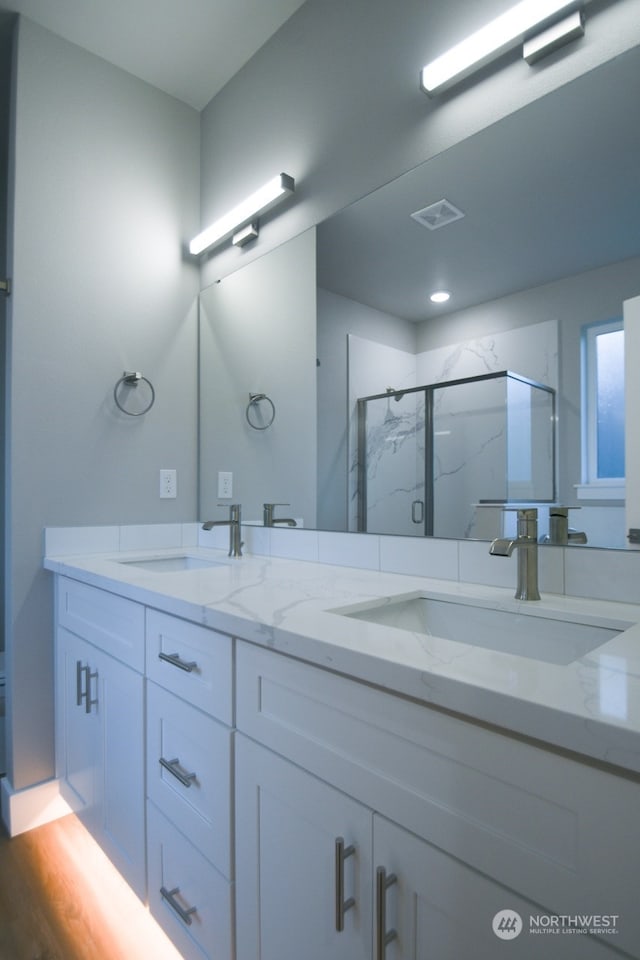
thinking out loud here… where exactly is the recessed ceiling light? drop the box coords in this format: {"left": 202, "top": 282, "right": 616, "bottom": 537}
{"left": 430, "top": 290, "right": 451, "bottom": 304}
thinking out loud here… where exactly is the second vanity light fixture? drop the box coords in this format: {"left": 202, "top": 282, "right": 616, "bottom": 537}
{"left": 420, "top": 0, "right": 585, "bottom": 95}
{"left": 189, "top": 172, "right": 295, "bottom": 256}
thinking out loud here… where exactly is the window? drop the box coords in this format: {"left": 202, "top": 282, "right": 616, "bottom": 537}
{"left": 579, "top": 318, "right": 625, "bottom": 499}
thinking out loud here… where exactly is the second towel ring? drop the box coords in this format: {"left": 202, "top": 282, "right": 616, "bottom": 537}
{"left": 246, "top": 393, "right": 275, "bottom": 430}
{"left": 114, "top": 371, "right": 155, "bottom": 416}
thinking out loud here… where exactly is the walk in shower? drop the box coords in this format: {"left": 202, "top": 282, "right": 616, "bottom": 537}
{"left": 356, "top": 371, "right": 555, "bottom": 539}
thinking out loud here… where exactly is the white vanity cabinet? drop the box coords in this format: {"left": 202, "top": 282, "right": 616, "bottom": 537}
{"left": 51, "top": 563, "right": 640, "bottom": 960}
{"left": 236, "top": 733, "right": 373, "bottom": 960}
{"left": 235, "top": 640, "right": 639, "bottom": 960}
{"left": 55, "top": 577, "right": 146, "bottom": 900}
{"left": 145, "top": 609, "right": 234, "bottom": 960}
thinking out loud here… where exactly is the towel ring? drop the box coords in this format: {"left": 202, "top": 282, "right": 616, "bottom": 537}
{"left": 114, "top": 371, "right": 155, "bottom": 416}
{"left": 246, "top": 392, "right": 275, "bottom": 430}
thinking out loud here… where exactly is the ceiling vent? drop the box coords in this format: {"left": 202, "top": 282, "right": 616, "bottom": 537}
{"left": 410, "top": 199, "right": 465, "bottom": 231}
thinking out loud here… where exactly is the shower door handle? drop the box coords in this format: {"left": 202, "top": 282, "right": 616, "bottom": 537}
{"left": 411, "top": 500, "right": 424, "bottom": 524}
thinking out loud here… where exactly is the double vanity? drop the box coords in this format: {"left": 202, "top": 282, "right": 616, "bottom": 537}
{"left": 45, "top": 526, "right": 640, "bottom": 960}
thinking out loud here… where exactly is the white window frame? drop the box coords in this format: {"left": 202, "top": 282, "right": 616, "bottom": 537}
{"left": 577, "top": 317, "right": 625, "bottom": 501}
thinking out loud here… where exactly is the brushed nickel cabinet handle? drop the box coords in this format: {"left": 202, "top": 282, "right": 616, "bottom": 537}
{"left": 375, "top": 866, "right": 397, "bottom": 960}
{"left": 84, "top": 666, "right": 98, "bottom": 714}
{"left": 160, "top": 885, "right": 197, "bottom": 926}
{"left": 158, "top": 651, "right": 198, "bottom": 673}
{"left": 159, "top": 756, "right": 197, "bottom": 788}
{"left": 76, "top": 661, "right": 98, "bottom": 713}
{"left": 335, "top": 836, "right": 356, "bottom": 931}
{"left": 76, "top": 659, "right": 84, "bottom": 707}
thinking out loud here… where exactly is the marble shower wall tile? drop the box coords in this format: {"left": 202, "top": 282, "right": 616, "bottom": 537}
{"left": 347, "top": 334, "right": 417, "bottom": 531}
{"left": 415, "top": 320, "right": 558, "bottom": 389}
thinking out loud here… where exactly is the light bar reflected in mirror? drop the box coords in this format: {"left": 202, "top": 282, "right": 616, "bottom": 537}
{"left": 420, "top": 0, "right": 583, "bottom": 95}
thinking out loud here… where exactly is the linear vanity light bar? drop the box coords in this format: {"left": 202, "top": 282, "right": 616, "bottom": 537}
{"left": 189, "top": 173, "right": 295, "bottom": 256}
{"left": 420, "top": 0, "right": 583, "bottom": 95}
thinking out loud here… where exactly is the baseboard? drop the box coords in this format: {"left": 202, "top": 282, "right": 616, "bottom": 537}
{"left": 1, "top": 776, "right": 73, "bottom": 836}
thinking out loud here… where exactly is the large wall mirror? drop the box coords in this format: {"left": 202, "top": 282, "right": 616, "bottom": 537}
{"left": 199, "top": 45, "right": 640, "bottom": 550}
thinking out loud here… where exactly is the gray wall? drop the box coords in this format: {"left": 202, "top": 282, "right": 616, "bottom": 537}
{"left": 198, "top": 0, "right": 640, "bottom": 290}
{"left": 6, "top": 18, "right": 200, "bottom": 789}
{"left": 199, "top": 230, "right": 317, "bottom": 527}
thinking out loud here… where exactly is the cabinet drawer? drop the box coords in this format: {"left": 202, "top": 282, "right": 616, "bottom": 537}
{"left": 147, "top": 802, "right": 233, "bottom": 960}
{"left": 236, "top": 640, "right": 640, "bottom": 954}
{"left": 147, "top": 681, "right": 232, "bottom": 878}
{"left": 146, "top": 610, "right": 232, "bottom": 724}
{"left": 57, "top": 577, "right": 144, "bottom": 671}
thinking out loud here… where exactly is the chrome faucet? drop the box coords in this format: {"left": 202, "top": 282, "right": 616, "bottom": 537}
{"left": 490, "top": 508, "right": 540, "bottom": 601}
{"left": 541, "top": 506, "right": 587, "bottom": 545}
{"left": 202, "top": 503, "right": 243, "bottom": 557}
{"left": 263, "top": 503, "right": 297, "bottom": 527}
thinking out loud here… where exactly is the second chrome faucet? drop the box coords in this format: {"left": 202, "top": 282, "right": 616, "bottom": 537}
{"left": 263, "top": 503, "right": 297, "bottom": 527}
{"left": 202, "top": 503, "right": 243, "bottom": 557}
{"left": 490, "top": 508, "right": 540, "bottom": 601}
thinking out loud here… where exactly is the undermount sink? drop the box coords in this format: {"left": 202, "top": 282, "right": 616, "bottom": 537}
{"left": 118, "top": 555, "right": 228, "bottom": 573}
{"left": 334, "top": 594, "right": 632, "bottom": 665}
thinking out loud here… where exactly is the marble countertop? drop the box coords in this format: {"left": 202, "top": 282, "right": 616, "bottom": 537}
{"left": 44, "top": 546, "right": 640, "bottom": 774}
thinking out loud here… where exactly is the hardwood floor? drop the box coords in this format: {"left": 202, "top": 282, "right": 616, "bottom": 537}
{"left": 0, "top": 811, "right": 182, "bottom": 960}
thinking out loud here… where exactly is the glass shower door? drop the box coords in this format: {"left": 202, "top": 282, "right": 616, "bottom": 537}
{"left": 357, "top": 391, "right": 425, "bottom": 536}
{"left": 357, "top": 372, "right": 555, "bottom": 540}
{"left": 431, "top": 377, "right": 509, "bottom": 539}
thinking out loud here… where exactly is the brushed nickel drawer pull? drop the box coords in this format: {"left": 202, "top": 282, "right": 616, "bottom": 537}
{"left": 335, "top": 837, "right": 356, "bottom": 931}
{"left": 160, "top": 885, "right": 197, "bottom": 926}
{"left": 159, "top": 756, "right": 197, "bottom": 788}
{"left": 158, "top": 651, "right": 198, "bottom": 673}
{"left": 375, "top": 866, "right": 397, "bottom": 960}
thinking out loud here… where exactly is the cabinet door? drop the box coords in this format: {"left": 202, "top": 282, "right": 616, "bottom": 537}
{"left": 56, "top": 624, "right": 145, "bottom": 900}
{"left": 98, "top": 647, "right": 145, "bottom": 900}
{"left": 56, "top": 627, "right": 101, "bottom": 835}
{"left": 373, "top": 815, "right": 615, "bottom": 960}
{"left": 236, "top": 734, "right": 372, "bottom": 960}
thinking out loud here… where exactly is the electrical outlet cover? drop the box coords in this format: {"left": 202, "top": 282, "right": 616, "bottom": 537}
{"left": 160, "top": 469, "right": 177, "bottom": 499}
{"left": 218, "top": 471, "right": 233, "bottom": 498}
